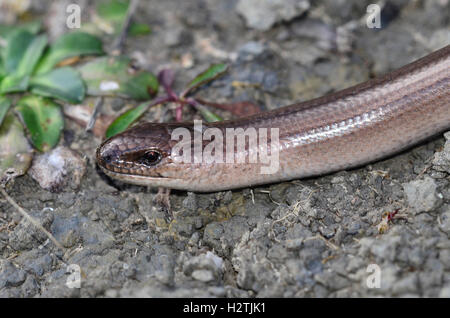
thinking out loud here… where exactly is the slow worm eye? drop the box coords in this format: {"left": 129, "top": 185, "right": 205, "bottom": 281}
{"left": 139, "top": 150, "right": 162, "bottom": 166}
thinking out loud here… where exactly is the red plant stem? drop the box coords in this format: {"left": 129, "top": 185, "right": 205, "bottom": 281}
{"left": 175, "top": 103, "right": 184, "bottom": 122}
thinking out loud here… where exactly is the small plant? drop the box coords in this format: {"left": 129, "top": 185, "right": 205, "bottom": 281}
{"left": 105, "top": 64, "right": 261, "bottom": 138}
{"left": 0, "top": 1, "right": 157, "bottom": 184}
{"left": 105, "top": 64, "right": 227, "bottom": 137}
{"left": 0, "top": 28, "right": 104, "bottom": 146}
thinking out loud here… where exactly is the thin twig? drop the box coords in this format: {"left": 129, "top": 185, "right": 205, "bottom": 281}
{"left": 304, "top": 234, "right": 339, "bottom": 251}
{"left": 111, "top": 0, "right": 140, "bottom": 53}
{"left": 0, "top": 186, "right": 65, "bottom": 251}
{"left": 85, "top": 96, "right": 104, "bottom": 132}
{"left": 88, "top": 0, "right": 139, "bottom": 131}
{"left": 256, "top": 190, "right": 281, "bottom": 206}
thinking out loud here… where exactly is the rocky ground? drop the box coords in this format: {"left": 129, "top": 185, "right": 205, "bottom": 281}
{"left": 0, "top": 0, "right": 449, "bottom": 297}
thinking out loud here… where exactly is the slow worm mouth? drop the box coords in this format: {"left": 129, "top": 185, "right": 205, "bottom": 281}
{"left": 98, "top": 165, "right": 184, "bottom": 189}
{"left": 98, "top": 164, "right": 167, "bottom": 179}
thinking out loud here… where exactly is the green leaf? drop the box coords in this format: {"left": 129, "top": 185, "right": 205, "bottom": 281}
{"left": 0, "top": 96, "right": 12, "bottom": 126}
{"left": 122, "top": 72, "right": 158, "bottom": 99}
{"left": 16, "top": 95, "right": 64, "bottom": 152}
{"left": 106, "top": 102, "right": 149, "bottom": 138}
{"left": 97, "top": 0, "right": 129, "bottom": 21}
{"left": 0, "top": 74, "right": 29, "bottom": 93}
{"left": 129, "top": 23, "right": 151, "bottom": 36}
{"left": 78, "top": 56, "right": 158, "bottom": 99}
{"left": 16, "top": 34, "right": 48, "bottom": 77}
{"left": 195, "top": 104, "right": 223, "bottom": 122}
{"left": 0, "top": 20, "right": 41, "bottom": 39}
{"left": 19, "top": 20, "right": 42, "bottom": 35}
{"left": 0, "top": 56, "right": 5, "bottom": 81}
{"left": 0, "top": 111, "right": 33, "bottom": 184}
{"left": 30, "top": 67, "right": 85, "bottom": 103}
{"left": 185, "top": 63, "right": 228, "bottom": 94}
{"left": 2, "top": 30, "right": 34, "bottom": 73}
{"left": 96, "top": 0, "right": 150, "bottom": 36}
{"left": 0, "top": 33, "right": 48, "bottom": 94}
{"left": 35, "top": 32, "right": 104, "bottom": 75}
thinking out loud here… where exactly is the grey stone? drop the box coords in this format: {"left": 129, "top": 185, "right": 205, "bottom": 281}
{"left": 439, "top": 285, "right": 450, "bottom": 298}
{"left": 0, "top": 261, "right": 26, "bottom": 289}
{"left": 392, "top": 274, "right": 419, "bottom": 295}
{"left": 439, "top": 249, "right": 450, "bottom": 270}
{"left": 439, "top": 211, "right": 450, "bottom": 235}
{"left": 191, "top": 269, "right": 215, "bottom": 282}
{"left": 433, "top": 132, "right": 450, "bottom": 172}
{"left": 24, "top": 254, "right": 53, "bottom": 276}
{"left": 183, "top": 252, "right": 223, "bottom": 283}
{"left": 28, "top": 146, "right": 86, "bottom": 192}
{"left": 403, "top": 176, "right": 442, "bottom": 213}
{"left": 182, "top": 192, "right": 198, "bottom": 215}
{"left": 20, "top": 275, "right": 40, "bottom": 297}
{"left": 8, "top": 211, "right": 54, "bottom": 251}
{"left": 236, "top": 0, "right": 310, "bottom": 31}
{"left": 238, "top": 41, "right": 265, "bottom": 57}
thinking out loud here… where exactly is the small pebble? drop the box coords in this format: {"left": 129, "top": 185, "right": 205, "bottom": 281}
{"left": 28, "top": 146, "right": 86, "bottom": 192}
{"left": 403, "top": 176, "right": 442, "bottom": 214}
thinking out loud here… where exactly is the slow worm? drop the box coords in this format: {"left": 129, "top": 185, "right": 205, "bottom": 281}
{"left": 97, "top": 45, "right": 450, "bottom": 192}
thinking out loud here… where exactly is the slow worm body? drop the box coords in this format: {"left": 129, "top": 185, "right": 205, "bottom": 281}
{"left": 97, "top": 45, "right": 450, "bottom": 192}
